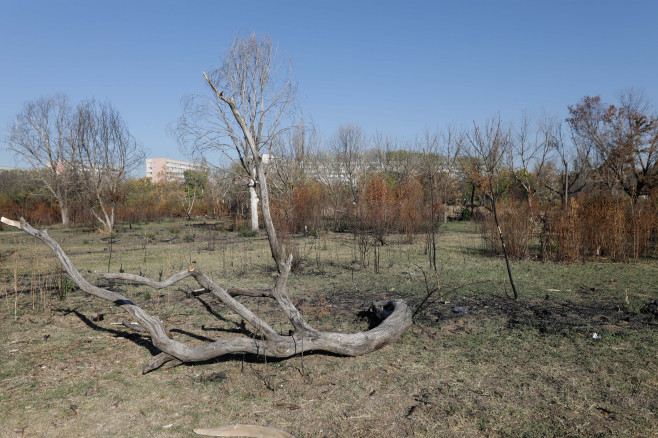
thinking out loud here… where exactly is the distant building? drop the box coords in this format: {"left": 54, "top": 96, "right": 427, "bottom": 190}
{"left": 146, "top": 158, "right": 203, "bottom": 183}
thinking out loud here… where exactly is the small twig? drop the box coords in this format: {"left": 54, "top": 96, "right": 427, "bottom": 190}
{"left": 351, "top": 268, "right": 359, "bottom": 292}
{"left": 413, "top": 264, "right": 440, "bottom": 319}
{"left": 248, "top": 363, "right": 275, "bottom": 392}
{"left": 300, "top": 336, "right": 305, "bottom": 377}
{"left": 413, "top": 278, "right": 487, "bottom": 319}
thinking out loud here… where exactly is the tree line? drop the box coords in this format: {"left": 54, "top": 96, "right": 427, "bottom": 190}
{"left": 3, "top": 73, "right": 656, "bottom": 262}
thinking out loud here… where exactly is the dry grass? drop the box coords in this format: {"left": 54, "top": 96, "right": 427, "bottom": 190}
{"left": 1, "top": 219, "right": 657, "bottom": 437}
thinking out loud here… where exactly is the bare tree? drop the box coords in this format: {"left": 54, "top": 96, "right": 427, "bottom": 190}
{"left": 370, "top": 131, "right": 397, "bottom": 175}
{"left": 313, "top": 123, "right": 365, "bottom": 229}
{"left": 2, "top": 35, "right": 412, "bottom": 373}
{"left": 416, "top": 129, "right": 442, "bottom": 270}
{"left": 176, "top": 34, "right": 298, "bottom": 231}
{"left": 331, "top": 123, "right": 365, "bottom": 204}
{"left": 542, "top": 115, "right": 592, "bottom": 209}
{"left": 268, "top": 122, "right": 318, "bottom": 196}
{"left": 76, "top": 99, "right": 144, "bottom": 233}
{"left": 205, "top": 167, "right": 234, "bottom": 218}
{"left": 466, "top": 117, "right": 519, "bottom": 299}
{"left": 567, "top": 91, "right": 658, "bottom": 200}
{"left": 417, "top": 127, "right": 462, "bottom": 270}
{"left": 8, "top": 95, "right": 79, "bottom": 225}
{"left": 176, "top": 167, "right": 208, "bottom": 220}
{"left": 507, "top": 112, "right": 553, "bottom": 209}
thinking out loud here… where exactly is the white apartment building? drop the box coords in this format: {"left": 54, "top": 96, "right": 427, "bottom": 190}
{"left": 146, "top": 158, "right": 202, "bottom": 183}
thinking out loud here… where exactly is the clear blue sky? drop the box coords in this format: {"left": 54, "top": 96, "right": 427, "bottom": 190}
{"left": 1, "top": 0, "right": 657, "bottom": 174}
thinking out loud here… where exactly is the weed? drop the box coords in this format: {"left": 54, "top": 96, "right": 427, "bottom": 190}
{"left": 239, "top": 227, "right": 258, "bottom": 238}
{"left": 58, "top": 276, "right": 76, "bottom": 300}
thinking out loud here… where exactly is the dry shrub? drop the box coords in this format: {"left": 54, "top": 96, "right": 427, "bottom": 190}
{"left": 629, "top": 202, "right": 658, "bottom": 258}
{"left": 542, "top": 196, "right": 658, "bottom": 261}
{"left": 479, "top": 196, "right": 658, "bottom": 261}
{"left": 360, "top": 175, "right": 396, "bottom": 244}
{"left": 117, "top": 202, "right": 160, "bottom": 224}
{"left": 31, "top": 201, "right": 60, "bottom": 225}
{"left": 581, "top": 196, "right": 625, "bottom": 258}
{"left": 272, "top": 181, "right": 325, "bottom": 236}
{"left": 540, "top": 203, "right": 581, "bottom": 261}
{"left": 396, "top": 178, "right": 425, "bottom": 242}
{"left": 0, "top": 197, "right": 60, "bottom": 226}
{"left": 479, "top": 200, "right": 535, "bottom": 259}
{"left": 292, "top": 182, "right": 325, "bottom": 235}
{"left": 270, "top": 182, "right": 327, "bottom": 272}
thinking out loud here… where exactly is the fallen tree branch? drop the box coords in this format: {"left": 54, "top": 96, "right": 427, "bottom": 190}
{"left": 106, "top": 274, "right": 272, "bottom": 298}
{"left": 2, "top": 217, "right": 412, "bottom": 373}
{"left": 106, "top": 271, "right": 273, "bottom": 298}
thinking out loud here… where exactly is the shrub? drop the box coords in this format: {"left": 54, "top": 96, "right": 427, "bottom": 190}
{"left": 238, "top": 227, "right": 258, "bottom": 238}
{"left": 541, "top": 196, "right": 658, "bottom": 261}
{"left": 479, "top": 200, "right": 535, "bottom": 259}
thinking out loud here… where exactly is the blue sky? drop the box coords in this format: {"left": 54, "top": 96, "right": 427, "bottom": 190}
{"left": 1, "top": 0, "right": 657, "bottom": 174}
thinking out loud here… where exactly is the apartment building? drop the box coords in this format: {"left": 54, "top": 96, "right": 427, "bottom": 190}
{"left": 146, "top": 158, "right": 202, "bottom": 183}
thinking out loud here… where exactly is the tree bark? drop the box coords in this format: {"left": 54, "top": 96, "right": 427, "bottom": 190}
{"left": 59, "top": 203, "right": 70, "bottom": 226}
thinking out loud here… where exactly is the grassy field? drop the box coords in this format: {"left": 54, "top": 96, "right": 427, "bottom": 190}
{"left": 1, "top": 219, "right": 656, "bottom": 437}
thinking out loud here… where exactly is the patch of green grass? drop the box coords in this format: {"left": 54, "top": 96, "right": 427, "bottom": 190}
{"left": 238, "top": 226, "right": 258, "bottom": 238}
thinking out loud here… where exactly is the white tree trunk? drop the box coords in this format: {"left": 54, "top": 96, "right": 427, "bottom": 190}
{"left": 90, "top": 199, "right": 114, "bottom": 233}
{"left": 60, "top": 203, "right": 70, "bottom": 226}
{"left": 248, "top": 179, "right": 259, "bottom": 231}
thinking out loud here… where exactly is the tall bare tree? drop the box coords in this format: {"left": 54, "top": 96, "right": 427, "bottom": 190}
{"left": 8, "top": 95, "right": 79, "bottom": 225}
{"left": 332, "top": 123, "right": 365, "bottom": 204}
{"left": 76, "top": 99, "right": 144, "bottom": 233}
{"left": 507, "top": 112, "right": 553, "bottom": 209}
{"left": 176, "top": 34, "right": 298, "bottom": 231}
{"left": 541, "top": 115, "right": 592, "bottom": 209}
{"left": 417, "top": 127, "right": 462, "bottom": 270}
{"left": 466, "top": 117, "right": 519, "bottom": 299}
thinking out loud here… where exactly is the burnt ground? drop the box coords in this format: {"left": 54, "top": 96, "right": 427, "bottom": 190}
{"left": 417, "top": 295, "right": 658, "bottom": 335}
{"left": 298, "top": 279, "right": 658, "bottom": 337}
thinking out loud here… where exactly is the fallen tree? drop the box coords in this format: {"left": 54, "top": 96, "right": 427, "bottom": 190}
{"left": 1, "top": 35, "right": 411, "bottom": 373}
{"left": 2, "top": 215, "right": 411, "bottom": 373}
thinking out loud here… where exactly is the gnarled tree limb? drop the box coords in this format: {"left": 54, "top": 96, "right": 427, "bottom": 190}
{"left": 2, "top": 216, "right": 412, "bottom": 373}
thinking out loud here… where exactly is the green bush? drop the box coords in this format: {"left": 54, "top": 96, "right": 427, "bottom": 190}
{"left": 238, "top": 227, "right": 258, "bottom": 238}
{"left": 58, "top": 276, "right": 77, "bottom": 300}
